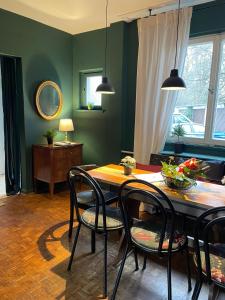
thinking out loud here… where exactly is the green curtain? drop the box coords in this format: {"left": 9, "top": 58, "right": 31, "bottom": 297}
{"left": 1, "top": 56, "right": 23, "bottom": 195}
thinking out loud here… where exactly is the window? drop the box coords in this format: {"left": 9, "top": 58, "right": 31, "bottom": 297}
{"left": 169, "top": 34, "right": 225, "bottom": 145}
{"left": 80, "top": 71, "right": 102, "bottom": 109}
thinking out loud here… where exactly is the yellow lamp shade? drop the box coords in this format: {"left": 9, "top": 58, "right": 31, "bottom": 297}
{"left": 59, "top": 119, "right": 74, "bottom": 132}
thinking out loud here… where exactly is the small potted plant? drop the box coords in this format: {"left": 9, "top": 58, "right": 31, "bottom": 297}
{"left": 43, "top": 129, "right": 56, "bottom": 145}
{"left": 87, "top": 102, "right": 94, "bottom": 110}
{"left": 172, "top": 124, "right": 186, "bottom": 154}
{"left": 120, "top": 156, "right": 136, "bottom": 176}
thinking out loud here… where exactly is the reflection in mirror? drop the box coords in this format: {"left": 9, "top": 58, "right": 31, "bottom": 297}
{"left": 35, "top": 81, "right": 63, "bottom": 120}
{"left": 39, "top": 86, "right": 60, "bottom": 116}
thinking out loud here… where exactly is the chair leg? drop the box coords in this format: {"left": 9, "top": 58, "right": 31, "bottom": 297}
{"left": 133, "top": 247, "right": 139, "bottom": 271}
{"left": 208, "top": 283, "right": 220, "bottom": 300}
{"left": 142, "top": 254, "right": 147, "bottom": 270}
{"left": 91, "top": 230, "right": 96, "bottom": 253}
{"left": 111, "top": 244, "right": 129, "bottom": 300}
{"left": 185, "top": 247, "right": 192, "bottom": 292}
{"left": 67, "top": 223, "right": 81, "bottom": 271}
{"left": 192, "top": 279, "right": 203, "bottom": 300}
{"left": 167, "top": 254, "right": 172, "bottom": 300}
{"left": 118, "top": 229, "right": 123, "bottom": 236}
{"left": 68, "top": 198, "right": 74, "bottom": 239}
{"left": 103, "top": 232, "right": 108, "bottom": 299}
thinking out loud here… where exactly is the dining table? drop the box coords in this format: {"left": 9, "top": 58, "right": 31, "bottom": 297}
{"left": 88, "top": 164, "right": 225, "bottom": 218}
{"left": 88, "top": 164, "right": 225, "bottom": 264}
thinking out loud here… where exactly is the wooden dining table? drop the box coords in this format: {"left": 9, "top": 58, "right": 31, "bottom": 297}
{"left": 89, "top": 164, "right": 225, "bottom": 263}
{"left": 89, "top": 164, "right": 225, "bottom": 218}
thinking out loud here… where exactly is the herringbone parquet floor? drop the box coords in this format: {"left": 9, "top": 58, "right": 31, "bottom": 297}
{"left": 0, "top": 191, "right": 224, "bottom": 300}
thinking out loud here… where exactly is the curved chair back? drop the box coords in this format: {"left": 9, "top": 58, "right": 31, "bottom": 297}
{"left": 76, "top": 164, "right": 97, "bottom": 171}
{"left": 68, "top": 166, "right": 107, "bottom": 232}
{"left": 194, "top": 206, "right": 225, "bottom": 288}
{"left": 119, "top": 179, "right": 176, "bottom": 255}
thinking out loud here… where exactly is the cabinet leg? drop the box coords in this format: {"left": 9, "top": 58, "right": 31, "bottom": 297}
{"left": 49, "top": 182, "right": 54, "bottom": 197}
{"left": 34, "top": 179, "right": 38, "bottom": 193}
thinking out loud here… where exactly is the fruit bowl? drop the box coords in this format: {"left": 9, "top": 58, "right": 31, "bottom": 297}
{"left": 161, "top": 172, "right": 196, "bottom": 190}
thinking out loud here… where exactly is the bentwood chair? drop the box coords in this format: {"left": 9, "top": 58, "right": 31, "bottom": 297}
{"left": 192, "top": 207, "right": 225, "bottom": 300}
{"left": 67, "top": 166, "right": 124, "bottom": 299}
{"left": 111, "top": 179, "right": 192, "bottom": 300}
{"left": 68, "top": 164, "right": 119, "bottom": 253}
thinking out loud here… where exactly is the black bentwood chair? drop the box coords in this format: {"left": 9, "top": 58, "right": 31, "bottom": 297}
{"left": 111, "top": 179, "right": 192, "bottom": 300}
{"left": 192, "top": 207, "right": 225, "bottom": 300}
{"left": 68, "top": 165, "right": 119, "bottom": 253}
{"left": 67, "top": 166, "right": 124, "bottom": 298}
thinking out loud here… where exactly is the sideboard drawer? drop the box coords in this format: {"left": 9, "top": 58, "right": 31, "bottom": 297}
{"left": 53, "top": 157, "right": 69, "bottom": 182}
{"left": 69, "top": 146, "right": 82, "bottom": 166}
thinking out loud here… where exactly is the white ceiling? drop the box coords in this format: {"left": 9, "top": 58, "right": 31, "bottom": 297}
{"left": 0, "top": 0, "right": 215, "bottom": 35}
{"left": 0, "top": 0, "right": 175, "bottom": 34}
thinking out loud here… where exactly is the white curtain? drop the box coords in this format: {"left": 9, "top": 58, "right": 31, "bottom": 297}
{"left": 134, "top": 8, "right": 192, "bottom": 164}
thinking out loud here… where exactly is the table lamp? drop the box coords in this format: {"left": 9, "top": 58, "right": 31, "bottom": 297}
{"left": 59, "top": 119, "right": 74, "bottom": 143}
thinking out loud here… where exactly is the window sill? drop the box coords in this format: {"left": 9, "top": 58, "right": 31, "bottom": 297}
{"left": 161, "top": 150, "right": 225, "bottom": 161}
{"left": 75, "top": 109, "right": 106, "bottom": 113}
{"left": 164, "top": 142, "right": 225, "bottom": 161}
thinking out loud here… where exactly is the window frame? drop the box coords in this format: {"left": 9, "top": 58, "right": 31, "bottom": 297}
{"left": 79, "top": 70, "right": 103, "bottom": 110}
{"left": 168, "top": 33, "right": 225, "bottom": 146}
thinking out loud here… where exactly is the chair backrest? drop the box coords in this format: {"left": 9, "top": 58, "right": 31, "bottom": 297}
{"left": 76, "top": 164, "right": 97, "bottom": 171}
{"left": 149, "top": 153, "right": 184, "bottom": 165}
{"left": 68, "top": 166, "right": 107, "bottom": 232}
{"left": 119, "top": 179, "right": 176, "bottom": 255}
{"left": 194, "top": 207, "right": 225, "bottom": 286}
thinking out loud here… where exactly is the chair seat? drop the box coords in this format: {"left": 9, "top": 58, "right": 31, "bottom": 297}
{"left": 131, "top": 221, "right": 186, "bottom": 252}
{"left": 81, "top": 206, "right": 123, "bottom": 230}
{"left": 195, "top": 245, "right": 225, "bottom": 284}
{"left": 77, "top": 190, "right": 118, "bottom": 207}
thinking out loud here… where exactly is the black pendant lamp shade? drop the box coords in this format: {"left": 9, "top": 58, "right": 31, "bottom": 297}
{"left": 161, "top": 69, "right": 186, "bottom": 90}
{"left": 161, "top": 0, "right": 186, "bottom": 91}
{"left": 96, "top": 76, "right": 115, "bottom": 94}
{"left": 96, "top": 0, "right": 115, "bottom": 94}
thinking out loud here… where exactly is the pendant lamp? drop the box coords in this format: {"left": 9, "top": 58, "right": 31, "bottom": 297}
{"left": 96, "top": 0, "right": 115, "bottom": 94}
{"left": 161, "top": 0, "right": 186, "bottom": 91}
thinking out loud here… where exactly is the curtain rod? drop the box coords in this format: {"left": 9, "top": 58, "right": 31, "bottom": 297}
{"left": 138, "top": 0, "right": 218, "bottom": 20}
{"left": 147, "top": 3, "right": 218, "bottom": 18}
{"left": 119, "top": 0, "right": 215, "bottom": 22}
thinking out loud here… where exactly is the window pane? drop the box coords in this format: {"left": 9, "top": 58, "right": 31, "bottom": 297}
{"left": 213, "top": 40, "right": 225, "bottom": 140}
{"left": 171, "top": 41, "right": 213, "bottom": 138}
{"left": 86, "top": 75, "right": 102, "bottom": 106}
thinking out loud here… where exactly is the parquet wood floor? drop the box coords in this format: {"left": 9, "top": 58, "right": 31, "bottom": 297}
{"left": 0, "top": 191, "right": 224, "bottom": 300}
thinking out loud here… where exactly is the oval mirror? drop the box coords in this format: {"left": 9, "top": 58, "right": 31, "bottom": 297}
{"left": 35, "top": 81, "right": 63, "bottom": 120}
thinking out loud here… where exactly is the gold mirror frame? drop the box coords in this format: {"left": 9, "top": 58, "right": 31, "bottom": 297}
{"left": 35, "top": 81, "right": 63, "bottom": 120}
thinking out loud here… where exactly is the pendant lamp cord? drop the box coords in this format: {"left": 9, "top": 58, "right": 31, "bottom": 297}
{"left": 174, "top": 0, "right": 181, "bottom": 69}
{"left": 104, "top": 0, "right": 109, "bottom": 77}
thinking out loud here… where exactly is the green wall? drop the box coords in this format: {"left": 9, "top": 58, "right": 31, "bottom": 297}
{"left": 191, "top": 0, "right": 225, "bottom": 37}
{"left": 0, "top": 9, "right": 73, "bottom": 192}
{"left": 73, "top": 22, "right": 126, "bottom": 165}
{"left": 72, "top": 20, "right": 138, "bottom": 164}
{"left": 122, "top": 21, "right": 138, "bottom": 152}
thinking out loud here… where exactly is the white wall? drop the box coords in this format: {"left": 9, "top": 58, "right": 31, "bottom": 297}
{"left": 0, "top": 68, "right": 5, "bottom": 175}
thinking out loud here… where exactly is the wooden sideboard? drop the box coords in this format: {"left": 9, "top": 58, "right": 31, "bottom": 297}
{"left": 33, "top": 144, "right": 83, "bottom": 197}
